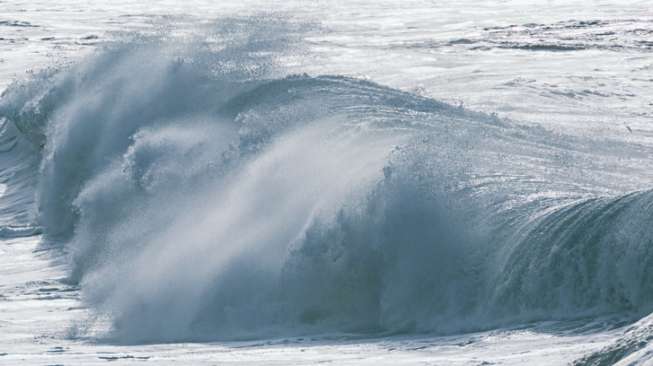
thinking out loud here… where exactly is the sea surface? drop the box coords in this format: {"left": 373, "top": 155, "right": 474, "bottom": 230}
{"left": 1, "top": 1, "right": 652, "bottom": 365}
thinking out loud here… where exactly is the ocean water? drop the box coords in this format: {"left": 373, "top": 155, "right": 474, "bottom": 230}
{"left": 1, "top": 1, "right": 652, "bottom": 365}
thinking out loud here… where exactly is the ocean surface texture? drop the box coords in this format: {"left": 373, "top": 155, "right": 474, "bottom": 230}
{"left": 0, "top": 1, "right": 652, "bottom": 365}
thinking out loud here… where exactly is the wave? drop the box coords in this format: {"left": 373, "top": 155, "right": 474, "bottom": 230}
{"left": 1, "top": 19, "right": 652, "bottom": 343}
{"left": 0, "top": 20, "right": 39, "bottom": 28}
{"left": 399, "top": 18, "right": 653, "bottom": 53}
{"left": 0, "top": 109, "right": 40, "bottom": 228}
{"left": 0, "top": 225, "right": 42, "bottom": 238}
{"left": 574, "top": 312, "right": 653, "bottom": 365}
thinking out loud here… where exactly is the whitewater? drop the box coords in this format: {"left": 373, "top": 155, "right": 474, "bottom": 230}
{"left": 1, "top": 1, "right": 652, "bottom": 365}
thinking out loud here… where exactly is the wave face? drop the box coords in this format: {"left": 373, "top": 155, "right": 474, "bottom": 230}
{"left": 1, "top": 20, "right": 652, "bottom": 343}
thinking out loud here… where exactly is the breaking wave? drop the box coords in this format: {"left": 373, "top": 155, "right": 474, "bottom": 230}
{"left": 1, "top": 18, "right": 652, "bottom": 343}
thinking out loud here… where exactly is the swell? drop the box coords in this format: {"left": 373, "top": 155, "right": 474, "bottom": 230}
{"left": 402, "top": 18, "right": 653, "bottom": 53}
{"left": 0, "top": 21, "right": 652, "bottom": 343}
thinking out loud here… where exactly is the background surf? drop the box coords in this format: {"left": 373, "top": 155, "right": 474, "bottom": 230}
{"left": 0, "top": 16, "right": 652, "bottom": 354}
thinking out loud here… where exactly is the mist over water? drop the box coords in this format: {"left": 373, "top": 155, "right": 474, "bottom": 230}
{"left": 1, "top": 17, "right": 652, "bottom": 348}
